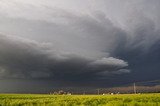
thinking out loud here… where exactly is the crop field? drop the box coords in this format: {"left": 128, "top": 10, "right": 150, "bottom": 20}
{"left": 0, "top": 93, "right": 160, "bottom": 106}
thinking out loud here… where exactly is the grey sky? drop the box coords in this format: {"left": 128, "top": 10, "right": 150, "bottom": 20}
{"left": 0, "top": 0, "right": 160, "bottom": 92}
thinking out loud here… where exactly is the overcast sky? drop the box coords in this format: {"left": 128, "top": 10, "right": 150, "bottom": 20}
{"left": 0, "top": 0, "right": 160, "bottom": 93}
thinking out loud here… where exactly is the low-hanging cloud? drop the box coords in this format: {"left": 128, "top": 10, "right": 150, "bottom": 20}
{"left": 0, "top": 34, "right": 129, "bottom": 80}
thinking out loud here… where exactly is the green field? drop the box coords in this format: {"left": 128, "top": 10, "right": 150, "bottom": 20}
{"left": 0, "top": 93, "right": 160, "bottom": 106}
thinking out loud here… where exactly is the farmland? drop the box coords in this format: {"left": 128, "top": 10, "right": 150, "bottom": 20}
{"left": 0, "top": 93, "right": 160, "bottom": 106}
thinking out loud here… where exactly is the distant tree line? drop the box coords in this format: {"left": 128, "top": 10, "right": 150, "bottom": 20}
{"left": 49, "top": 85, "right": 160, "bottom": 95}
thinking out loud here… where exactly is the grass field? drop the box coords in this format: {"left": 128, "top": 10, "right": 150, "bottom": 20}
{"left": 0, "top": 93, "right": 160, "bottom": 106}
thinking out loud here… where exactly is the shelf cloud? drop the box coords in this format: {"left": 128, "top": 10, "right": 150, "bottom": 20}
{"left": 0, "top": 34, "right": 128, "bottom": 80}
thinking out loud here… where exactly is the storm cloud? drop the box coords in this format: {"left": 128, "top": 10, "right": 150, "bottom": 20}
{"left": 0, "top": 0, "right": 160, "bottom": 91}
{"left": 0, "top": 34, "right": 128, "bottom": 80}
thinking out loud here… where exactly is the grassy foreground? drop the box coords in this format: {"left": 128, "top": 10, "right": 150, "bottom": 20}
{"left": 0, "top": 93, "right": 160, "bottom": 106}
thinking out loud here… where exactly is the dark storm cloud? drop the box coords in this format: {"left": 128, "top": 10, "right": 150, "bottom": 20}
{"left": 0, "top": 34, "right": 128, "bottom": 80}
{"left": 0, "top": 0, "right": 160, "bottom": 90}
{"left": 112, "top": 5, "right": 160, "bottom": 83}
